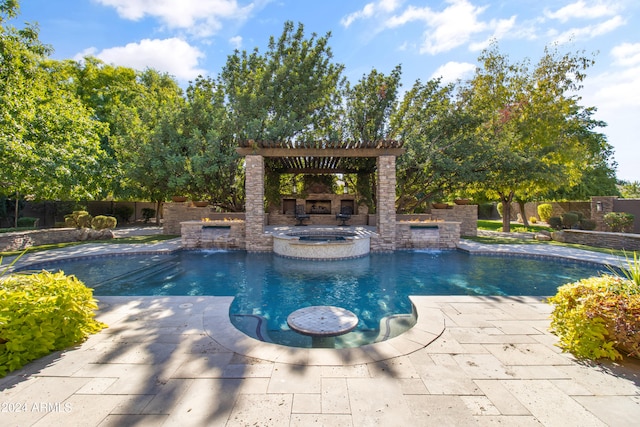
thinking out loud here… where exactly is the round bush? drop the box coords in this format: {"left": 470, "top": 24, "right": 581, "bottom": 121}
{"left": 549, "top": 275, "right": 639, "bottom": 360}
{"left": 548, "top": 216, "right": 563, "bottom": 230}
{"left": 561, "top": 212, "right": 579, "bottom": 229}
{"left": 537, "top": 203, "right": 553, "bottom": 222}
{"left": 64, "top": 210, "right": 92, "bottom": 228}
{"left": 603, "top": 212, "right": 635, "bottom": 233}
{"left": 16, "top": 217, "right": 38, "bottom": 228}
{"left": 92, "top": 215, "right": 117, "bottom": 230}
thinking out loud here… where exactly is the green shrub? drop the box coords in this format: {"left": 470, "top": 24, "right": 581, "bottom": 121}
{"left": 141, "top": 208, "right": 156, "bottom": 223}
{"left": 0, "top": 271, "right": 107, "bottom": 376}
{"left": 568, "top": 211, "right": 584, "bottom": 221}
{"left": 529, "top": 216, "right": 537, "bottom": 224}
{"left": 64, "top": 211, "right": 92, "bottom": 228}
{"left": 537, "top": 203, "right": 553, "bottom": 222}
{"left": 16, "top": 217, "right": 38, "bottom": 228}
{"left": 548, "top": 216, "right": 563, "bottom": 230}
{"left": 113, "top": 205, "right": 134, "bottom": 224}
{"left": 561, "top": 212, "right": 579, "bottom": 229}
{"left": 548, "top": 275, "right": 640, "bottom": 360}
{"left": 603, "top": 212, "right": 635, "bottom": 233}
{"left": 477, "top": 203, "right": 490, "bottom": 219}
{"left": 579, "top": 219, "right": 596, "bottom": 230}
{"left": 91, "top": 215, "right": 117, "bottom": 230}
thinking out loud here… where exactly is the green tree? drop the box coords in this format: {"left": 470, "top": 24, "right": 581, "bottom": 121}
{"left": 125, "top": 69, "right": 186, "bottom": 219}
{"left": 618, "top": 181, "right": 640, "bottom": 198}
{"left": 341, "top": 66, "right": 403, "bottom": 211}
{"left": 391, "top": 78, "right": 485, "bottom": 213}
{"left": 182, "top": 76, "right": 244, "bottom": 211}
{"left": 56, "top": 57, "right": 143, "bottom": 198}
{"left": 1, "top": 2, "right": 108, "bottom": 219}
{"left": 220, "top": 21, "right": 345, "bottom": 143}
{"left": 461, "top": 42, "right": 604, "bottom": 231}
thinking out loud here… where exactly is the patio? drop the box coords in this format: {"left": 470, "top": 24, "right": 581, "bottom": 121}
{"left": 1, "top": 237, "right": 639, "bottom": 426}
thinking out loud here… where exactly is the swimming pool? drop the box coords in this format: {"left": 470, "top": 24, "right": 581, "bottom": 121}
{"left": 28, "top": 250, "right": 605, "bottom": 348}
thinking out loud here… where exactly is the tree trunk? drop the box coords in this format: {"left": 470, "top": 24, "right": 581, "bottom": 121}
{"left": 14, "top": 191, "right": 19, "bottom": 228}
{"left": 500, "top": 191, "right": 515, "bottom": 232}
{"left": 155, "top": 200, "right": 163, "bottom": 226}
{"left": 518, "top": 200, "right": 529, "bottom": 228}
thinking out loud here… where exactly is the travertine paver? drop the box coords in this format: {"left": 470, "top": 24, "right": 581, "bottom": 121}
{"left": 1, "top": 294, "right": 639, "bottom": 426}
{"left": 2, "top": 239, "right": 639, "bottom": 426}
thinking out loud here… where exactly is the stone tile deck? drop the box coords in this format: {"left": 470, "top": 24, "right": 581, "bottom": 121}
{"left": 1, "top": 234, "right": 639, "bottom": 426}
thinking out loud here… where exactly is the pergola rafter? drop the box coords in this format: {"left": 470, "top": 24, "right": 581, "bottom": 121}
{"left": 236, "top": 140, "right": 405, "bottom": 175}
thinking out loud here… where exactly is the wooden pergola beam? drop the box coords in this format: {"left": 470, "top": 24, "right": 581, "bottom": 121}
{"left": 236, "top": 147, "right": 406, "bottom": 157}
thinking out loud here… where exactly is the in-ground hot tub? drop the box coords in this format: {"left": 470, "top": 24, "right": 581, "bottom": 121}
{"left": 273, "top": 230, "right": 370, "bottom": 259}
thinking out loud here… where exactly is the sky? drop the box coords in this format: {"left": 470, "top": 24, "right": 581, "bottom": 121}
{"left": 12, "top": 0, "right": 640, "bottom": 182}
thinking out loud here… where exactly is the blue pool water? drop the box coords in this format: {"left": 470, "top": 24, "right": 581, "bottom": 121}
{"left": 31, "top": 250, "right": 605, "bottom": 347}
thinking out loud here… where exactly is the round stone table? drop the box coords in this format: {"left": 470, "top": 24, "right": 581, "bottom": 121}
{"left": 287, "top": 306, "right": 359, "bottom": 348}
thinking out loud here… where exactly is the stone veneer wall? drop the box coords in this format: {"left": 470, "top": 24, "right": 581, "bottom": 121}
{"left": 0, "top": 228, "right": 113, "bottom": 252}
{"left": 397, "top": 204, "right": 477, "bottom": 237}
{"left": 376, "top": 155, "right": 397, "bottom": 251}
{"left": 395, "top": 222, "right": 460, "bottom": 249}
{"left": 163, "top": 203, "right": 245, "bottom": 235}
{"left": 591, "top": 196, "right": 615, "bottom": 232}
{"left": 553, "top": 230, "right": 640, "bottom": 251}
{"left": 181, "top": 221, "right": 246, "bottom": 250}
{"left": 244, "top": 155, "right": 273, "bottom": 252}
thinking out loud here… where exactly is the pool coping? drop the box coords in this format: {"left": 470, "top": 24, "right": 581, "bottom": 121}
{"left": 200, "top": 295, "right": 447, "bottom": 366}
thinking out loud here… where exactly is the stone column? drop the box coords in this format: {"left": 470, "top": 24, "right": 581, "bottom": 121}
{"left": 591, "top": 196, "right": 615, "bottom": 231}
{"left": 245, "top": 155, "right": 265, "bottom": 251}
{"left": 376, "top": 155, "right": 397, "bottom": 251}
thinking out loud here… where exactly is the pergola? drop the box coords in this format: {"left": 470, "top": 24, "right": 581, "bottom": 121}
{"left": 236, "top": 140, "right": 405, "bottom": 252}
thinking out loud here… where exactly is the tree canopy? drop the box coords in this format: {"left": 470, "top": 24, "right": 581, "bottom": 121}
{"left": 1, "top": 2, "right": 108, "bottom": 202}
{"left": 1, "top": 2, "right": 619, "bottom": 225}
{"left": 459, "top": 42, "right": 615, "bottom": 231}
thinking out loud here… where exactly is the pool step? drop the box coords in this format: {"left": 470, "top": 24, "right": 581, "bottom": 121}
{"left": 375, "top": 313, "right": 415, "bottom": 342}
{"left": 93, "top": 257, "right": 179, "bottom": 287}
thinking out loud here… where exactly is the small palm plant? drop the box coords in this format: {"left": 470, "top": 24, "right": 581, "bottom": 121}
{"left": 607, "top": 250, "right": 640, "bottom": 294}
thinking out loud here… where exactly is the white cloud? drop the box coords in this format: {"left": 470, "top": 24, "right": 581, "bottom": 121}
{"left": 388, "top": 1, "right": 491, "bottom": 54}
{"left": 95, "top": 0, "right": 255, "bottom": 37}
{"left": 611, "top": 42, "right": 640, "bottom": 67}
{"left": 582, "top": 64, "right": 640, "bottom": 181}
{"left": 552, "top": 15, "right": 625, "bottom": 44}
{"left": 341, "top": 0, "right": 402, "bottom": 27}
{"left": 86, "top": 38, "right": 207, "bottom": 81}
{"left": 229, "top": 35, "right": 243, "bottom": 49}
{"left": 545, "top": 0, "right": 620, "bottom": 23}
{"left": 430, "top": 61, "right": 476, "bottom": 84}
{"left": 469, "top": 15, "right": 518, "bottom": 51}
{"left": 587, "top": 44, "right": 640, "bottom": 110}
{"left": 372, "top": 0, "right": 519, "bottom": 55}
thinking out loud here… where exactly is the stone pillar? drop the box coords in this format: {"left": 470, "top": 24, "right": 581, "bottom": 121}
{"left": 376, "top": 155, "right": 397, "bottom": 251}
{"left": 591, "top": 196, "right": 616, "bottom": 231}
{"left": 245, "top": 155, "right": 265, "bottom": 251}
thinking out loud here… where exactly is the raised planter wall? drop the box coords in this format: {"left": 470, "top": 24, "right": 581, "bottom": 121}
{"left": 0, "top": 228, "right": 113, "bottom": 252}
{"left": 181, "top": 220, "right": 246, "bottom": 250}
{"left": 163, "top": 203, "right": 245, "bottom": 235}
{"left": 553, "top": 230, "right": 640, "bottom": 251}
{"left": 395, "top": 222, "right": 460, "bottom": 249}
{"left": 398, "top": 204, "right": 477, "bottom": 237}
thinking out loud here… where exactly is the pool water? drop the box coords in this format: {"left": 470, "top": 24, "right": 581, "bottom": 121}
{"left": 31, "top": 250, "right": 605, "bottom": 348}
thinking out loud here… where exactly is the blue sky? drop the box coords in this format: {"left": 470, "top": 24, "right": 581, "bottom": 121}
{"left": 14, "top": 0, "right": 640, "bottom": 181}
